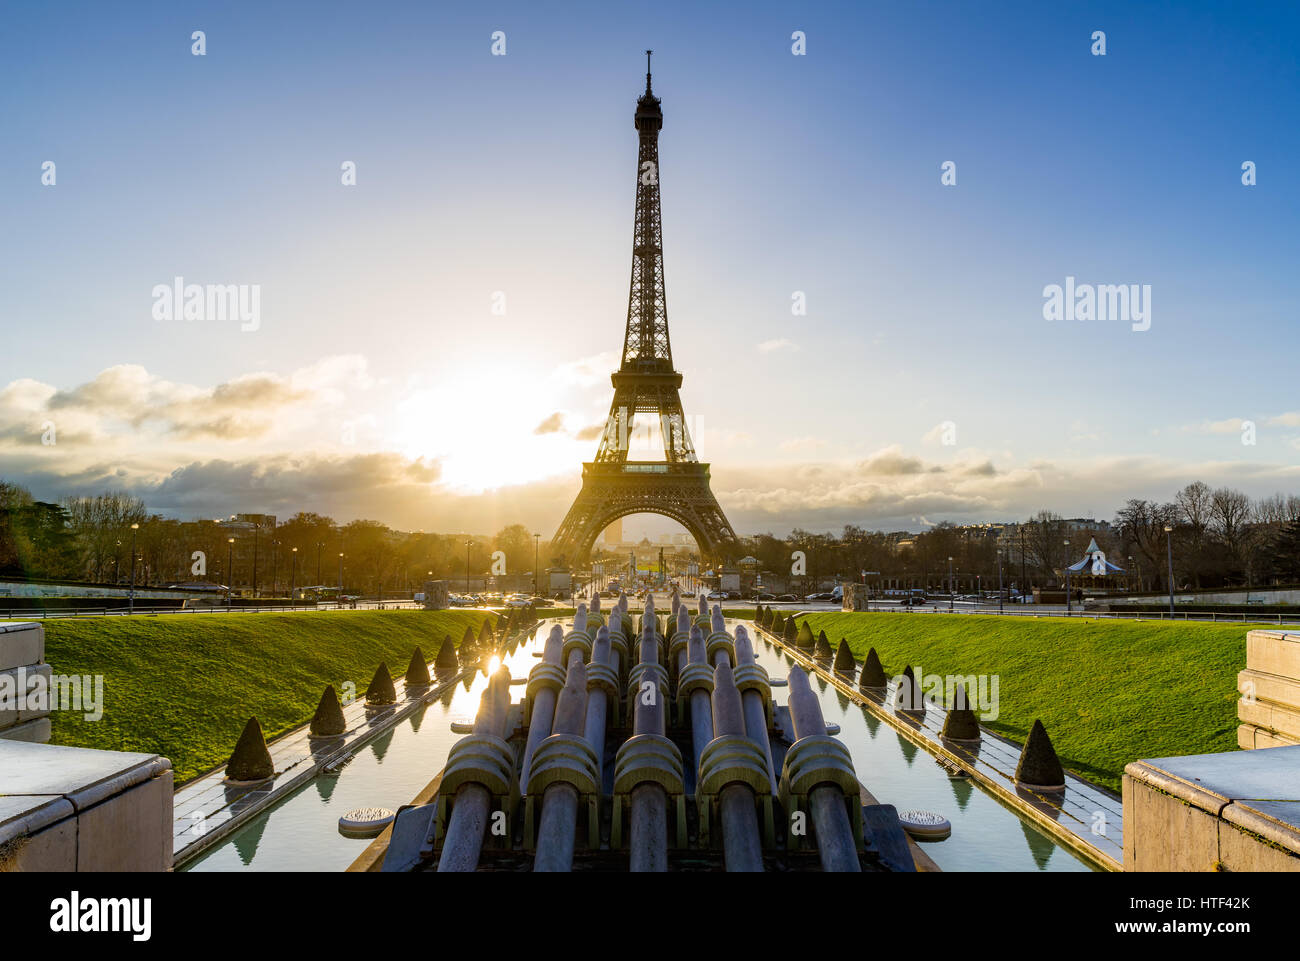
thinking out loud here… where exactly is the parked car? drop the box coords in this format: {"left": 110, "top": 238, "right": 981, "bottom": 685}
{"left": 776, "top": 593, "right": 799, "bottom": 602}
{"left": 706, "top": 591, "right": 726, "bottom": 600}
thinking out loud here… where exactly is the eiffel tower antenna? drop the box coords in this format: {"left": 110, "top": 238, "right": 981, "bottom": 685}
{"left": 549, "top": 58, "right": 739, "bottom": 571}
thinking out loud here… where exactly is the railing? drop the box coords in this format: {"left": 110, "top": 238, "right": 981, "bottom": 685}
{"left": 0, "top": 599, "right": 428, "bottom": 619}
{"left": 846, "top": 604, "right": 1300, "bottom": 627}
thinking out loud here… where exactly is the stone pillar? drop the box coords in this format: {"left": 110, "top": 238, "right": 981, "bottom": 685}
{"left": 842, "top": 583, "right": 869, "bottom": 612}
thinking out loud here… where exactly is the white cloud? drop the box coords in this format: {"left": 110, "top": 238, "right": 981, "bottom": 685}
{"left": 756, "top": 338, "right": 797, "bottom": 353}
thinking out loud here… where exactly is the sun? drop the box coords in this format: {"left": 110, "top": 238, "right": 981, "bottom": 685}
{"left": 389, "top": 372, "right": 586, "bottom": 493}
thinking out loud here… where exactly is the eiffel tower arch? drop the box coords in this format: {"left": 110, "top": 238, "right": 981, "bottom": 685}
{"left": 550, "top": 54, "right": 739, "bottom": 569}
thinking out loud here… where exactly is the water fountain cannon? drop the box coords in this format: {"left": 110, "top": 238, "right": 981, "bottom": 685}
{"left": 519, "top": 625, "right": 567, "bottom": 787}
{"left": 530, "top": 660, "right": 599, "bottom": 869}
{"left": 781, "top": 667, "right": 863, "bottom": 872}
{"left": 563, "top": 604, "right": 593, "bottom": 663}
{"left": 732, "top": 625, "right": 777, "bottom": 796}
{"left": 436, "top": 667, "right": 516, "bottom": 872}
{"left": 612, "top": 611, "right": 685, "bottom": 869}
{"left": 696, "top": 661, "right": 768, "bottom": 870}
{"left": 706, "top": 604, "right": 735, "bottom": 667}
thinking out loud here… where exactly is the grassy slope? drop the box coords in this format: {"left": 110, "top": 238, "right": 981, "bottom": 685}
{"left": 797, "top": 612, "right": 1247, "bottom": 793}
{"left": 36, "top": 610, "right": 494, "bottom": 784}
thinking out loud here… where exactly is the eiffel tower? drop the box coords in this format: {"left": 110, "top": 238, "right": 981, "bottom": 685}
{"left": 549, "top": 53, "right": 739, "bottom": 569}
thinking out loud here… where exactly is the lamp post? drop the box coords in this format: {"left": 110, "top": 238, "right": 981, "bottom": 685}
{"left": 252, "top": 525, "right": 259, "bottom": 598}
{"left": 271, "top": 539, "right": 279, "bottom": 597}
{"left": 316, "top": 541, "right": 323, "bottom": 586}
{"left": 226, "top": 537, "right": 235, "bottom": 607}
{"left": 290, "top": 547, "right": 298, "bottom": 607}
{"left": 128, "top": 523, "right": 140, "bottom": 613}
{"left": 1164, "top": 524, "right": 1175, "bottom": 616}
{"left": 947, "top": 556, "right": 954, "bottom": 612}
{"left": 1064, "top": 539, "right": 1071, "bottom": 614}
{"left": 534, "top": 533, "right": 540, "bottom": 597}
{"left": 465, "top": 538, "right": 472, "bottom": 594}
{"left": 338, "top": 552, "right": 344, "bottom": 607}
{"left": 997, "top": 548, "right": 1004, "bottom": 614}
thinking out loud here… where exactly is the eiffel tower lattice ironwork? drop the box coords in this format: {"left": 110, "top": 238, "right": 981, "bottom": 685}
{"left": 549, "top": 53, "right": 739, "bottom": 569}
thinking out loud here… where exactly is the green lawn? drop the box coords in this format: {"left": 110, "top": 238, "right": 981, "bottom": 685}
{"left": 795, "top": 612, "right": 1248, "bottom": 793}
{"left": 32, "top": 610, "right": 496, "bottom": 784}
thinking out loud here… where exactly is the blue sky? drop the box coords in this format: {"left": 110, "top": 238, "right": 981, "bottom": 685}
{"left": 2, "top": 1, "right": 1297, "bottom": 535}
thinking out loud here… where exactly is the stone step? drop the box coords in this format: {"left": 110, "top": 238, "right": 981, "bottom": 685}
{"left": 1245, "top": 629, "right": 1300, "bottom": 681}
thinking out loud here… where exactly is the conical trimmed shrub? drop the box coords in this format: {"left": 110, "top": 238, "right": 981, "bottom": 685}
{"left": 858, "top": 647, "right": 887, "bottom": 689}
{"left": 770, "top": 612, "right": 784, "bottom": 633}
{"left": 435, "top": 635, "right": 458, "bottom": 676}
{"left": 1015, "top": 719, "right": 1065, "bottom": 789}
{"left": 833, "top": 639, "right": 855, "bottom": 674}
{"left": 310, "top": 685, "right": 346, "bottom": 737}
{"left": 226, "top": 717, "right": 274, "bottom": 781}
{"left": 462, "top": 625, "right": 477, "bottom": 651}
{"left": 941, "top": 683, "right": 981, "bottom": 742}
{"left": 478, "top": 618, "right": 494, "bottom": 647}
{"left": 783, "top": 617, "right": 799, "bottom": 644}
{"left": 405, "top": 647, "right": 431, "bottom": 689}
{"left": 794, "top": 619, "right": 813, "bottom": 649}
{"left": 365, "top": 663, "right": 397, "bottom": 705}
{"left": 814, "top": 630, "right": 833, "bottom": 660}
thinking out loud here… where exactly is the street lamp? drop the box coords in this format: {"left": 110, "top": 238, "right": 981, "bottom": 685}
{"left": 290, "top": 547, "right": 298, "bottom": 607}
{"left": 226, "top": 537, "right": 235, "bottom": 607}
{"left": 252, "top": 525, "right": 259, "bottom": 598}
{"left": 1164, "top": 524, "right": 1175, "bottom": 616}
{"left": 947, "top": 556, "right": 954, "bottom": 612}
{"left": 997, "top": 548, "right": 1004, "bottom": 614}
{"left": 338, "top": 552, "right": 344, "bottom": 607}
{"left": 466, "top": 538, "right": 472, "bottom": 594}
{"left": 1064, "top": 539, "right": 1072, "bottom": 614}
{"left": 128, "top": 523, "right": 140, "bottom": 613}
{"left": 534, "top": 533, "right": 540, "bottom": 597}
{"left": 271, "top": 539, "right": 279, "bottom": 597}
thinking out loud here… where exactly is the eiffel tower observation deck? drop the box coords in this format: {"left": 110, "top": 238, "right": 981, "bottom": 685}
{"left": 550, "top": 54, "right": 739, "bottom": 567}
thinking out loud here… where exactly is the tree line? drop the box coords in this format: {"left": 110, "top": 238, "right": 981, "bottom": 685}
{"left": 2, "top": 477, "right": 1298, "bottom": 596}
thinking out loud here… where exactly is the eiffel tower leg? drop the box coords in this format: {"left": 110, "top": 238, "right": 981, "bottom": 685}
{"left": 550, "top": 468, "right": 738, "bottom": 569}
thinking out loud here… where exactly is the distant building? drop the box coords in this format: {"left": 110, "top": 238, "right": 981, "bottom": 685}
{"left": 220, "top": 513, "right": 277, "bottom": 532}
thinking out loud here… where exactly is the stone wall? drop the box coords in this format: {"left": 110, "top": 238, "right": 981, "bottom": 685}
{"left": 0, "top": 622, "right": 50, "bottom": 743}
{"left": 1238, "top": 630, "right": 1300, "bottom": 748}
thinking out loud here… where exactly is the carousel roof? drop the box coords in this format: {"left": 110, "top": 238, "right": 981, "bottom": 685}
{"left": 1066, "top": 536, "right": 1126, "bottom": 574}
